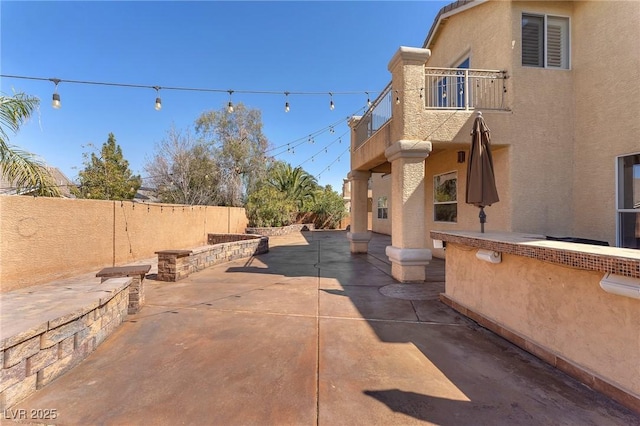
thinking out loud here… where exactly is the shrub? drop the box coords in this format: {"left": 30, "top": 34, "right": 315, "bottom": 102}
{"left": 307, "top": 185, "right": 347, "bottom": 229}
{"left": 245, "top": 186, "right": 296, "bottom": 227}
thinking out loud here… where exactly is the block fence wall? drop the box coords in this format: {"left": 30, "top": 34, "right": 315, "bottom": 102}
{"left": 0, "top": 196, "right": 248, "bottom": 292}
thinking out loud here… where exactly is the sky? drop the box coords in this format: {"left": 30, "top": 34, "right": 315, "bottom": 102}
{"left": 1, "top": 0, "right": 449, "bottom": 193}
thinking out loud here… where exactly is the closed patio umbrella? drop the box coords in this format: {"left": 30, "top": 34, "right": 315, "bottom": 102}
{"left": 466, "top": 111, "right": 499, "bottom": 233}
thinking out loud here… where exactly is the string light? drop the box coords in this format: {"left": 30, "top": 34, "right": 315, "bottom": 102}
{"left": 2, "top": 74, "right": 386, "bottom": 100}
{"left": 227, "top": 90, "right": 234, "bottom": 113}
{"left": 365, "top": 92, "right": 372, "bottom": 107}
{"left": 50, "top": 78, "right": 61, "bottom": 109}
{"left": 154, "top": 86, "right": 162, "bottom": 111}
{"left": 284, "top": 92, "right": 290, "bottom": 112}
{"left": 395, "top": 90, "right": 400, "bottom": 105}
{"left": 329, "top": 92, "right": 335, "bottom": 110}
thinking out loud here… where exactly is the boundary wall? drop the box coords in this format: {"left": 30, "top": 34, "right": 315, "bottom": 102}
{"left": 0, "top": 196, "right": 248, "bottom": 292}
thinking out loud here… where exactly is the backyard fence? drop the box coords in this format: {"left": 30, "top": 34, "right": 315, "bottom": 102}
{"left": 0, "top": 196, "right": 248, "bottom": 292}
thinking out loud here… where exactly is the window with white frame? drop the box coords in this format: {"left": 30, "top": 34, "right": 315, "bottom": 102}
{"left": 377, "top": 196, "right": 388, "bottom": 219}
{"left": 434, "top": 171, "right": 457, "bottom": 222}
{"left": 522, "top": 13, "right": 570, "bottom": 69}
{"left": 617, "top": 153, "right": 640, "bottom": 248}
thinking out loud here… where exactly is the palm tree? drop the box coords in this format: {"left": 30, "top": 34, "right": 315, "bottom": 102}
{"left": 0, "top": 93, "right": 61, "bottom": 197}
{"left": 267, "top": 162, "right": 318, "bottom": 211}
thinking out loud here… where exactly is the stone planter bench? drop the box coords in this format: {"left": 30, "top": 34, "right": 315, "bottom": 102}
{"left": 96, "top": 265, "right": 151, "bottom": 314}
{"left": 245, "top": 223, "right": 314, "bottom": 237}
{"left": 156, "top": 234, "right": 269, "bottom": 282}
{"left": 0, "top": 277, "right": 131, "bottom": 409}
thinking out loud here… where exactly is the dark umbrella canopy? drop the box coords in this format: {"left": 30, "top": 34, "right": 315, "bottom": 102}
{"left": 465, "top": 112, "right": 499, "bottom": 232}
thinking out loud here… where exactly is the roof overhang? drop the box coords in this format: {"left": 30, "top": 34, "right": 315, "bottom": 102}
{"left": 422, "top": 0, "right": 487, "bottom": 50}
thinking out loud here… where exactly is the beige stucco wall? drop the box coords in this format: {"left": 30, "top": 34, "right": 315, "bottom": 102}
{"left": 571, "top": 0, "right": 640, "bottom": 244}
{"left": 354, "top": 0, "right": 639, "bottom": 249}
{"left": 426, "top": 0, "right": 577, "bottom": 237}
{"left": 426, "top": 147, "right": 511, "bottom": 258}
{"left": 445, "top": 242, "right": 640, "bottom": 398}
{"left": 0, "top": 196, "right": 248, "bottom": 292}
{"left": 371, "top": 173, "right": 392, "bottom": 235}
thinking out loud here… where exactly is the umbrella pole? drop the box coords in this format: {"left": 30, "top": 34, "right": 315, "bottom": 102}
{"left": 479, "top": 207, "right": 486, "bottom": 233}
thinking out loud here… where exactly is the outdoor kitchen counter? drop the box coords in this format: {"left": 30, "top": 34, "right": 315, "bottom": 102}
{"left": 430, "top": 230, "right": 640, "bottom": 278}
{"left": 430, "top": 230, "right": 640, "bottom": 414}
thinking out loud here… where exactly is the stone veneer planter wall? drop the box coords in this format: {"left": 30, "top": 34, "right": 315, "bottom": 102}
{"left": 156, "top": 234, "right": 269, "bottom": 282}
{"left": 0, "top": 278, "right": 131, "bottom": 409}
{"left": 245, "top": 223, "right": 314, "bottom": 236}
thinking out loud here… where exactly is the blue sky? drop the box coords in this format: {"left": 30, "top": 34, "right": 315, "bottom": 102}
{"left": 1, "top": 1, "right": 448, "bottom": 193}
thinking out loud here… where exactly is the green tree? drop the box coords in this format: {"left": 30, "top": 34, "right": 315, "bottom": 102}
{"left": 308, "top": 185, "right": 347, "bottom": 229}
{"left": 267, "top": 161, "right": 318, "bottom": 211}
{"left": 73, "top": 133, "right": 141, "bottom": 200}
{"left": 145, "top": 126, "right": 220, "bottom": 205}
{"left": 195, "top": 103, "right": 270, "bottom": 206}
{"left": 245, "top": 185, "right": 297, "bottom": 227}
{"left": 0, "top": 92, "right": 61, "bottom": 197}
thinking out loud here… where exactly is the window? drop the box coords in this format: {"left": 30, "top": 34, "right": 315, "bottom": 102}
{"left": 617, "top": 154, "right": 640, "bottom": 248}
{"left": 434, "top": 172, "right": 457, "bottom": 222}
{"left": 436, "top": 57, "right": 469, "bottom": 108}
{"left": 522, "top": 13, "right": 570, "bottom": 69}
{"left": 377, "top": 196, "right": 388, "bottom": 219}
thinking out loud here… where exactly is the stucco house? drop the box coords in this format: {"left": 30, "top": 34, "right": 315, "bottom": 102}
{"left": 347, "top": 0, "right": 640, "bottom": 282}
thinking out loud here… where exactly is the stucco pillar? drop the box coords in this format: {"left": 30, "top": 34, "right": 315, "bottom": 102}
{"left": 384, "top": 140, "right": 432, "bottom": 282}
{"left": 347, "top": 170, "right": 371, "bottom": 253}
{"left": 388, "top": 46, "right": 431, "bottom": 141}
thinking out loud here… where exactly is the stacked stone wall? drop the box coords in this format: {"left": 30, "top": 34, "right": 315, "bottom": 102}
{"left": 156, "top": 235, "right": 269, "bottom": 282}
{"left": 0, "top": 278, "right": 131, "bottom": 409}
{"left": 245, "top": 224, "right": 314, "bottom": 236}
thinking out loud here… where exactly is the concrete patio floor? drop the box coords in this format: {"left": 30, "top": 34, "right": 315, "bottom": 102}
{"left": 5, "top": 231, "right": 639, "bottom": 425}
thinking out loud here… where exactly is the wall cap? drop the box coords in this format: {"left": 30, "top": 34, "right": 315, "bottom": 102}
{"left": 385, "top": 245, "right": 432, "bottom": 266}
{"left": 385, "top": 140, "right": 432, "bottom": 162}
{"left": 388, "top": 46, "right": 432, "bottom": 72}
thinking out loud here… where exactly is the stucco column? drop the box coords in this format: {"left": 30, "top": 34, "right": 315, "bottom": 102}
{"left": 347, "top": 170, "right": 371, "bottom": 253}
{"left": 384, "top": 140, "right": 432, "bottom": 282}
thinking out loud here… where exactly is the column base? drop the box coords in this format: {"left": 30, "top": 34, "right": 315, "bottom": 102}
{"left": 347, "top": 231, "right": 372, "bottom": 253}
{"left": 385, "top": 246, "right": 432, "bottom": 282}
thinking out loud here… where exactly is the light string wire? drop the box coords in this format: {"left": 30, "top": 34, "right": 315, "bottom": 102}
{"left": 297, "top": 129, "right": 349, "bottom": 168}
{"left": 266, "top": 105, "right": 364, "bottom": 157}
{"left": 0, "top": 74, "right": 384, "bottom": 192}
{"left": 315, "top": 146, "right": 351, "bottom": 180}
{"left": 0, "top": 73, "right": 385, "bottom": 97}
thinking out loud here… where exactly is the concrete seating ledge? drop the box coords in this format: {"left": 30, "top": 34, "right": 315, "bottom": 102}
{"left": 156, "top": 233, "right": 269, "bottom": 282}
{"left": 0, "top": 277, "right": 132, "bottom": 409}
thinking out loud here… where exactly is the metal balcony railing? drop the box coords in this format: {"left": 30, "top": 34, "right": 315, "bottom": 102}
{"left": 353, "top": 83, "right": 392, "bottom": 149}
{"left": 424, "top": 67, "right": 508, "bottom": 110}
{"left": 353, "top": 68, "right": 508, "bottom": 148}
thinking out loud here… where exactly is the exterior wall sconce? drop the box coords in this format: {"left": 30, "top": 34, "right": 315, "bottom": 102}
{"left": 457, "top": 150, "right": 466, "bottom": 163}
{"left": 476, "top": 249, "right": 501, "bottom": 263}
{"left": 600, "top": 273, "right": 640, "bottom": 299}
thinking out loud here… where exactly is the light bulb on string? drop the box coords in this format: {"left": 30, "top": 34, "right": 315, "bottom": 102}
{"left": 365, "top": 92, "right": 372, "bottom": 108}
{"left": 284, "top": 92, "right": 290, "bottom": 112}
{"left": 227, "top": 90, "right": 234, "bottom": 113}
{"left": 395, "top": 90, "right": 400, "bottom": 105}
{"left": 154, "top": 86, "right": 162, "bottom": 111}
{"left": 50, "top": 78, "right": 61, "bottom": 109}
{"left": 329, "top": 92, "right": 335, "bottom": 110}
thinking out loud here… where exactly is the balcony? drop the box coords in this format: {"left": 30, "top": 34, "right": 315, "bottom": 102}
{"left": 353, "top": 68, "right": 509, "bottom": 151}
{"left": 424, "top": 67, "right": 508, "bottom": 111}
